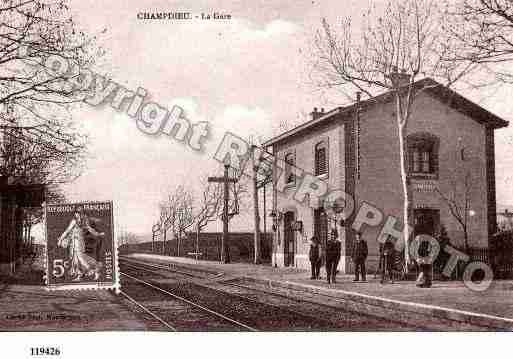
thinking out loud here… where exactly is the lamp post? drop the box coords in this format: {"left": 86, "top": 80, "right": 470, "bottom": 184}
{"left": 468, "top": 209, "right": 475, "bottom": 249}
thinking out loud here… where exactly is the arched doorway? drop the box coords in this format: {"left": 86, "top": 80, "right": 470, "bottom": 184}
{"left": 413, "top": 208, "right": 440, "bottom": 237}
{"left": 283, "top": 211, "right": 295, "bottom": 267}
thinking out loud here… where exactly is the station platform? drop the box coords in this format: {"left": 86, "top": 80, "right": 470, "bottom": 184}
{"left": 125, "top": 253, "right": 513, "bottom": 330}
{"left": 0, "top": 263, "right": 149, "bottom": 331}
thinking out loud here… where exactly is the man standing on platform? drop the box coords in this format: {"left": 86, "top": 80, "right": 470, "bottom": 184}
{"left": 308, "top": 236, "right": 321, "bottom": 279}
{"left": 415, "top": 235, "right": 433, "bottom": 288}
{"left": 352, "top": 232, "right": 368, "bottom": 282}
{"left": 325, "top": 229, "right": 341, "bottom": 284}
{"left": 380, "top": 236, "right": 395, "bottom": 284}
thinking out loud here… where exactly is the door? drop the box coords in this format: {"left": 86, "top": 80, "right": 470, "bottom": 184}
{"left": 283, "top": 211, "right": 295, "bottom": 267}
{"left": 413, "top": 209, "right": 439, "bottom": 237}
{"left": 314, "top": 208, "right": 328, "bottom": 252}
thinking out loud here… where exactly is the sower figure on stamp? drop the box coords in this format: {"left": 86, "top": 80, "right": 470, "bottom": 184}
{"left": 57, "top": 210, "right": 105, "bottom": 281}
{"left": 325, "top": 228, "right": 341, "bottom": 284}
{"left": 352, "top": 231, "right": 368, "bottom": 282}
{"left": 308, "top": 236, "right": 321, "bottom": 279}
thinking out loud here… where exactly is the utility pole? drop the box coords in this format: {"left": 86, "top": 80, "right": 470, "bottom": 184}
{"left": 255, "top": 147, "right": 273, "bottom": 265}
{"left": 208, "top": 164, "right": 237, "bottom": 263}
{"left": 251, "top": 145, "right": 261, "bottom": 264}
{"left": 151, "top": 223, "right": 160, "bottom": 253}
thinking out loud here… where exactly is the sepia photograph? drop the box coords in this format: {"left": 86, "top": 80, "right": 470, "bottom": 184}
{"left": 0, "top": 0, "right": 512, "bottom": 357}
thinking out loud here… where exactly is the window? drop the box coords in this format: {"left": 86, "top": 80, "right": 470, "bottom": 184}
{"left": 407, "top": 133, "right": 439, "bottom": 177}
{"left": 315, "top": 141, "right": 328, "bottom": 176}
{"left": 285, "top": 152, "right": 295, "bottom": 185}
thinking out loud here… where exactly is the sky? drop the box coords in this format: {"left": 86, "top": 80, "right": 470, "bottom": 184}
{"left": 40, "top": 0, "right": 513, "bottom": 237}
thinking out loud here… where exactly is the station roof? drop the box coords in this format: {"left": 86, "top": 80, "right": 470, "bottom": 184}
{"left": 263, "top": 78, "right": 508, "bottom": 148}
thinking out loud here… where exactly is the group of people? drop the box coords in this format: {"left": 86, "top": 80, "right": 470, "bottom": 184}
{"left": 308, "top": 229, "right": 368, "bottom": 284}
{"left": 308, "top": 229, "right": 341, "bottom": 283}
{"left": 308, "top": 226, "right": 451, "bottom": 288}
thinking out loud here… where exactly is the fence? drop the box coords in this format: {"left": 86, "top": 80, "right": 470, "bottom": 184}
{"left": 444, "top": 239, "right": 513, "bottom": 280}
{"left": 488, "top": 230, "right": 513, "bottom": 279}
{"left": 373, "top": 240, "right": 513, "bottom": 281}
{"left": 120, "top": 232, "right": 273, "bottom": 264}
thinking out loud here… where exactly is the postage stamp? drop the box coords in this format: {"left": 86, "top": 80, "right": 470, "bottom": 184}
{"left": 44, "top": 201, "right": 118, "bottom": 291}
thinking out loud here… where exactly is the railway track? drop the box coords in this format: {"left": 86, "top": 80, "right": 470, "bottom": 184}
{"left": 119, "top": 257, "right": 419, "bottom": 331}
{"left": 119, "top": 271, "right": 257, "bottom": 331}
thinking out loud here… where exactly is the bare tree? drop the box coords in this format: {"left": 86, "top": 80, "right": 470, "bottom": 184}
{"left": 192, "top": 182, "right": 222, "bottom": 259}
{"left": 310, "top": 0, "right": 477, "bottom": 267}
{"left": 273, "top": 110, "right": 310, "bottom": 135}
{"left": 445, "top": 0, "right": 513, "bottom": 82}
{"left": 173, "top": 189, "right": 194, "bottom": 256}
{"left": 218, "top": 166, "right": 248, "bottom": 222}
{"left": 0, "top": 1, "right": 100, "bottom": 273}
{"left": 0, "top": 0, "right": 100, "bottom": 187}
{"left": 1, "top": 111, "right": 87, "bottom": 186}
{"left": 158, "top": 185, "right": 194, "bottom": 257}
{"left": 118, "top": 230, "right": 138, "bottom": 247}
{"left": 157, "top": 202, "right": 171, "bottom": 254}
{"left": 436, "top": 172, "right": 472, "bottom": 252}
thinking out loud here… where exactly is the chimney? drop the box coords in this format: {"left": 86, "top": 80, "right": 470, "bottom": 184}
{"left": 388, "top": 67, "right": 411, "bottom": 88}
{"left": 310, "top": 107, "right": 324, "bottom": 121}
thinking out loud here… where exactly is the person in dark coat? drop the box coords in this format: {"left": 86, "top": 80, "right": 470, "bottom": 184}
{"left": 380, "top": 237, "right": 395, "bottom": 284}
{"left": 325, "top": 229, "right": 341, "bottom": 284}
{"left": 308, "top": 236, "right": 321, "bottom": 279}
{"left": 415, "top": 235, "right": 433, "bottom": 288}
{"left": 435, "top": 225, "right": 450, "bottom": 278}
{"left": 352, "top": 232, "right": 368, "bottom": 282}
{"left": 316, "top": 241, "right": 325, "bottom": 279}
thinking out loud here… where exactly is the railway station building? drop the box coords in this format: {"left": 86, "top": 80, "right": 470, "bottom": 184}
{"left": 264, "top": 78, "right": 508, "bottom": 273}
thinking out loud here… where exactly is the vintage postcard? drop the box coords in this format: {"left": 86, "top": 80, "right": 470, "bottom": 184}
{"left": 1, "top": 0, "right": 513, "bottom": 357}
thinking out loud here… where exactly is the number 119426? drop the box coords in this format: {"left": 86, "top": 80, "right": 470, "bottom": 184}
{"left": 30, "top": 347, "right": 61, "bottom": 356}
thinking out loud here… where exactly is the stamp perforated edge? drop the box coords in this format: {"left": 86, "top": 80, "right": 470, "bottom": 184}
{"left": 43, "top": 200, "right": 120, "bottom": 293}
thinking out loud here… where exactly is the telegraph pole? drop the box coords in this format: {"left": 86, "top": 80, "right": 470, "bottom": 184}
{"left": 223, "top": 165, "right": 230, "bottom": 263}
{"left": 251, "top": 145, "right": 261, "bottom": 264}
{"left": 208, "top": 164, "right": 236, "bottom": 263}
{"left": 151, "top": 223, "right": 160, "bottom": 253}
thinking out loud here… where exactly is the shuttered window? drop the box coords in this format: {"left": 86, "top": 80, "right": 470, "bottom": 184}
{"left": 410, "top": 144, "right": 434, "bottom": 174}
{"left": 407, "top": 133, "right": 439, "bottom": 177}
{"left": 285, "top": 152, "right": 295, "bottom": 185}
{"left": 315, "top": 141, "right": 328, "bottom": 176}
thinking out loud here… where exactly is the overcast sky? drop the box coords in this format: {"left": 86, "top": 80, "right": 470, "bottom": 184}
{"left": 47, "top": 0, "right": 513, "bottom": 236}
